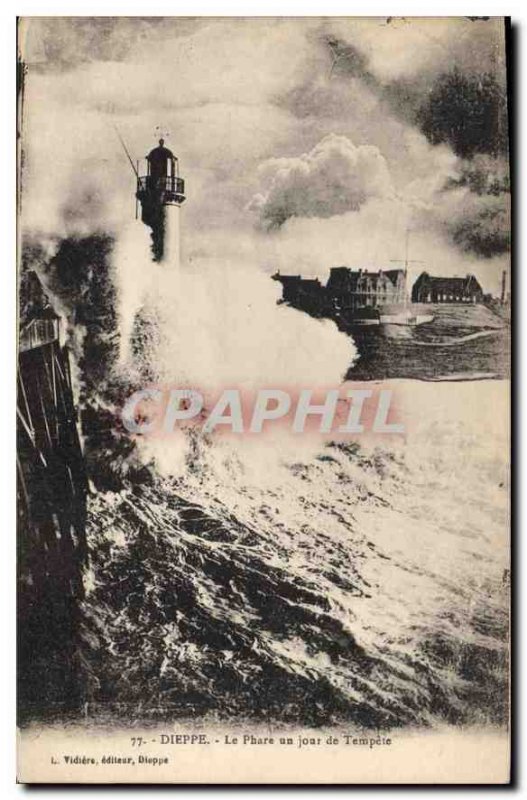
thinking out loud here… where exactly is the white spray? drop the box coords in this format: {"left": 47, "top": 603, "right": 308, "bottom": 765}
{"left": 164, "top": 204, "right": 181, "bottom": 270}
{"left": 112, "top": 137, "right": 358, "bottom": 475}
{"left": 113, "top": 211, "right": 357, "bottom": 478}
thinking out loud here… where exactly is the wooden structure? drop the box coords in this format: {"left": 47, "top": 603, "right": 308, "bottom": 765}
{"left": 17, "top": 270, "right": 88, "bottom": 721}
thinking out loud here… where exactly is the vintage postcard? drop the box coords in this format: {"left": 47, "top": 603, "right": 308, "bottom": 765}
{"left": 16, "top": 16, "right": 511, "bottom": 784}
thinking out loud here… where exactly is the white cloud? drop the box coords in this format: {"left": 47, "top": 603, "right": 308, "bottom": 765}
{"left": 248, "top": 134, "right": 394, "bottom": 227}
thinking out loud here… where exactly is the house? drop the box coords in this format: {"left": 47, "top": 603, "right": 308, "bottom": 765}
{"left": 272, "top": 273, "right": 329, "bottom": 316}
{"left": 326, "top": 267, "right": 406, "bottom": 310}
{"left": 411, "top": 273, "right": 484, "bottom": 304}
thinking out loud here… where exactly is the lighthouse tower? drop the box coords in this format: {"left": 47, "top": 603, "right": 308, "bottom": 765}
{"left": 135, "top": 138, "right": 186, "bottom": 265}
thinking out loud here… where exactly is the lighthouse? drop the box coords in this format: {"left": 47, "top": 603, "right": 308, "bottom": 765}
{"left": 135, "top": 138, "right": 186, "bottom": 265}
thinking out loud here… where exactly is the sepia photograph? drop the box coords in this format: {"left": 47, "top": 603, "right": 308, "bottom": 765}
{"left": 15, "top": 14, "right": 511, "bottom": 784}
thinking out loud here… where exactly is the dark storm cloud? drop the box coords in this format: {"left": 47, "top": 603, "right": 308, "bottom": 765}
{"left": 449, "top": 199, "right": 510, "bottom": 258}
{"left": 416, "top": 70, "right": 508, "bottom": 160}
{"left": 445, "top": 154, "right": 510, "bottom": 196}
{"left": 438, "top": 155, "right": 510, "bottom": 259}
{"left": 299, "top": 28, "right": 510, "bottom": 261}
{"left": 319, "top": 34, "right": 508, "bottom": 161}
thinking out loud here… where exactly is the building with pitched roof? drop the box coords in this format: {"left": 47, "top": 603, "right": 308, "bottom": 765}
{"left": 411, "top": 272, "right": 484, "bottom": 304}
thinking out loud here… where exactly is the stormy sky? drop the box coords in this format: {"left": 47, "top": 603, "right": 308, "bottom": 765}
{"left": 19, "top": 16, "right": 510, "bottom": 293}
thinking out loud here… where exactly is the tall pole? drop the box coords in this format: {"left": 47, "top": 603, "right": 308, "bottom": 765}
{"left": 404, "top": 227, "right": 409, "bottom": 308}
{"left": 390, "top": 227, "right": 424, "bottom": 306}
{"left": 135, "top": 161, "right": 139, "bottom": 220}
{"left": 114, "top": 126, "right": 139, "bottom": 177}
